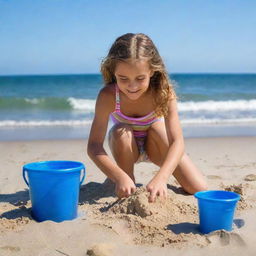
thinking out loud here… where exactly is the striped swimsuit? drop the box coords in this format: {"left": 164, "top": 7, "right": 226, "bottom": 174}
{"left": 110, "top": 84, "right": 162, "bottom": 162}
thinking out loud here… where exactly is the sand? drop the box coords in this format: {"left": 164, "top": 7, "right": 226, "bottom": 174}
{"left": 0, "top": 137, "right": 256, "bottom": 255}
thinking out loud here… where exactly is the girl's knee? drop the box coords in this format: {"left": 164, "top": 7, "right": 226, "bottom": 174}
{"left": 183, "top": 181, "right": 208, "bottom": 195}
{"left": 111, "top": 124, "right": 134, "bottom": 141}
{"left": 148, "top": 122, "right": 162, "bottom": 136}
{"left": 197, "top": 181, "right": 208, "bottom": 192}
{"left": 147, "top": 121, "right": 170, "bottom": 146}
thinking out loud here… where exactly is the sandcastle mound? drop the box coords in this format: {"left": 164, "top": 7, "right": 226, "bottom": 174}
{"left": 96, "top": 187, "right": 204, "bottom": 247}
{"left": 83, "top": 184, "right": 254, "bottom": 248}
{"left": 109, "top": 187, "right": 172, "bottom": 218}
{"left": 108, "top": 187, "right": 197, "bottom": 220}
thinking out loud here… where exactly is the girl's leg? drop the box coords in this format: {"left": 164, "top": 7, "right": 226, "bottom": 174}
{"left": 108, "top": 123, "right": 140, "bottom": 182}
{"left": 146, "top": 121, "right": 207, "bottom": 194}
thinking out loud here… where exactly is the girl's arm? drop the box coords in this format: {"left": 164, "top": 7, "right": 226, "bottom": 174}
{"left": 147, "top": 98, "right": 184, "bottom": 201}
{"left": 87, "top": 87, "right": 136, "bottom": 197}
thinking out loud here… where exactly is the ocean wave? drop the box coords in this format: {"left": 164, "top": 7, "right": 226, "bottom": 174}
{"left": 1, "top": 118, "right": 256, "bottom": 127}
{"left": 68, "top": 98, "right": 256, "bottom": 112}
{"left": 0, "top": 97, "right": 72, "bottom": 110}
{"left": 178, "top": 99, "right": 256, "bottom": 112}
{"left": 181, "top": 118, "right": 256, "bottom": 125}
{"left": 0, "top": 120, "right": 92, "bottom": 127}
{"left": 1, "top": 97, "right": 256, "bottom": 113}
{"left": 24, "top": 98, "right": 40, "bottom": 104}
{"left": 67, "top": 97, "right": 95, "bottom": 111}
{"left": 0, "top": 97, "right": 96, "bottom": 112}
{"left": 63, "top": 98, "right": 256, "bottom": 112}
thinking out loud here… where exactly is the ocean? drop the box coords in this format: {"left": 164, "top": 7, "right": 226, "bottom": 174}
{"left": 0, "top": 74, "right": 256, "bottom": 141}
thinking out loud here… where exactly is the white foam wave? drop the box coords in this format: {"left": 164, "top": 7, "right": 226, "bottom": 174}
{"left": 181, "top": 118, "right": 256, "bottom": 125}
{"left": 1, "top": 118, "right": 256, "bottom": 127}
{"left": 25, "top": 98, "right": 41, "bottom": 104}
{"left": 178, "top": 99, "right": 256, "bottom": 112}
{"left": 68, "top": 98, "right": 96, "bottom": 111}
{"left": 0, "top": 120, "right": 92, "bottom": 127}
{"left": 66, "top": 98, "right": 256, "bottom": 113}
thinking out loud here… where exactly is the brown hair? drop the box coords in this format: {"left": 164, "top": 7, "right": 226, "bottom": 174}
{"left": 100, "top": 33, "right": 176, "bottom": 117}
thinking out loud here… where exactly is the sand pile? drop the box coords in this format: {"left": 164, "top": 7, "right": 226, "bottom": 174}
{"left": 244, "top": 174, "right": 256, "bottom": 181}
{"left": 1, "top": 180, "right": 254, "bottom": 250}
{"left": 86, "top": 187, "right": 208, "bottom": 248}
{"left": 109, "top": 187, "right": 197, "bottom": 219}
{"left": 221, "top": 183, "right": 255, "bottom": 210}
{"left": 0, "top": 203, "right": 31, "bottom": 233}
{"left": 206, "top": 230, "right": 246, "bottom": 247}
{"left": 223, "top": 183, "right": 250, "bottom": 196}
{"left": 0, "top": 216, "right": 30, "bottom": 233}
{"left": 83, "top": 183, "right": 255, "bottom": 248}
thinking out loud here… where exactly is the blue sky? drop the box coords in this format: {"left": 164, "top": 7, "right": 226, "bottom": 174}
{"left": 0, "top": 0, "right": 255, "bottom": 75}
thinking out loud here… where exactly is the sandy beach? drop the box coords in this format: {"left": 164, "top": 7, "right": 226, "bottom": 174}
{"left": 0, "top": 137, "right": 256, "bottom": 256}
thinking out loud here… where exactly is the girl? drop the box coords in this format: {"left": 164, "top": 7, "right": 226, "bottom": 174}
{"left": 87, "top": 33, "right": 207, "bottom": 202}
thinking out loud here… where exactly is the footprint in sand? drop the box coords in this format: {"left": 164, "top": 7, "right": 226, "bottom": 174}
{"left": 0, "top": 246, "right": 21, "bottom": 252}
{"left": 244, "top": 174, "right": 256, "bottom": 181}
{"left": 87, "top": 243, "right": 115, "bottom": 256}
{"left": 206, "top": 230, "right": 246, "bottom": 247}
{"left": 207, "top": 175, "right": 222, "bottom": 180}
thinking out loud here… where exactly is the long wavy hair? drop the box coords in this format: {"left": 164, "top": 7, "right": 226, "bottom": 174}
{"left": 100, "top": 33, "right": 176, "bottom": 117}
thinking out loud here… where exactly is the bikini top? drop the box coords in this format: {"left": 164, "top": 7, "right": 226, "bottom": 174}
{"left": 110, "top": 84, "right": 161, "bottom": 137}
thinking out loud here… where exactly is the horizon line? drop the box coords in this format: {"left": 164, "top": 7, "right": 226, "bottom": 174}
{"left": 1, "top": 72, "right": 256, "bottom": 77}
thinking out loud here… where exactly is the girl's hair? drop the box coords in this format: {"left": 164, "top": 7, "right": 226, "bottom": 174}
{"left": 100, "top": 33, "right": 176, "bottom": 117}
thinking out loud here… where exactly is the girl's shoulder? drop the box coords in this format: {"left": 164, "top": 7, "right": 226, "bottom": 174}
{"left": 98, "top": 83, "right": 116, "bottom": 101}
{"left": 96, "top": 84, "right": 116, "bottom": 112}
{"left": 100, "top": 83, "right": 116, "bottom": 95}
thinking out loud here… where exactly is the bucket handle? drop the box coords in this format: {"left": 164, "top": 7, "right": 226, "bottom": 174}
{"left": 23, "top": 167, "right": 85, "bottom": 187}
{"left": 80, "top": 168, "right": 86, "bottom": 186}
{"left": 23, "top": 167, "right": 29, "bottom": 187}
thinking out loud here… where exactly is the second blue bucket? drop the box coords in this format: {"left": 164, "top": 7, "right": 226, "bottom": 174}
{"left": 194, "top": 190, "right": 240, "bottom": 234}
{"left": 23, "top": 160, "right": 85, "bottom": 222}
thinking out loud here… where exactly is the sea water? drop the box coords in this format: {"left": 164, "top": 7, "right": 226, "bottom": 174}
{"left": 0, "top": 73, "right": 256, "bottom": 140}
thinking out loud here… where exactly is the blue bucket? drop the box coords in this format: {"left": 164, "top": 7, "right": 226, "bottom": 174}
{"left": 194, "top": 190, "right": 240, "bottom": 234}
{"left": 23, "top": 160, "right": 85, "bottom": 222}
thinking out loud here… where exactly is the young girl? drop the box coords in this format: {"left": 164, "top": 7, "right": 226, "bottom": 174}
{"left": 87, "top": 33, "right": 207, "bottom": 202}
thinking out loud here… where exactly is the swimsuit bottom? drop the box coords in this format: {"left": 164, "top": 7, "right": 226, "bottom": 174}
{"left": 134, "top": 136, "right": 150, "bottom": 163}
{"left": 108, "top": 126, "right": 151, "bottom": 164}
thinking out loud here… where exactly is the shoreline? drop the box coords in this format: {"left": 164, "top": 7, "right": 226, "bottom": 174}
{"left": 1, "top": 134, "right": 256, "bottom": 142}
{"left": 0, "top": 122, "right": 256, "bottom": 141}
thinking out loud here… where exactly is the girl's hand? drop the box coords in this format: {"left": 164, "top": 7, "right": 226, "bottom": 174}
{"left": 146, "top": 174, "right": 168, "bottom": 203}
{"left": 115, "top": 174, "right": 136, "bottom": 199}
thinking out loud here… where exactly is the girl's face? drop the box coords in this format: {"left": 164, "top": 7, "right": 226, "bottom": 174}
{"left": 114, "top": 59, "right": 154, "bottom": 101}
